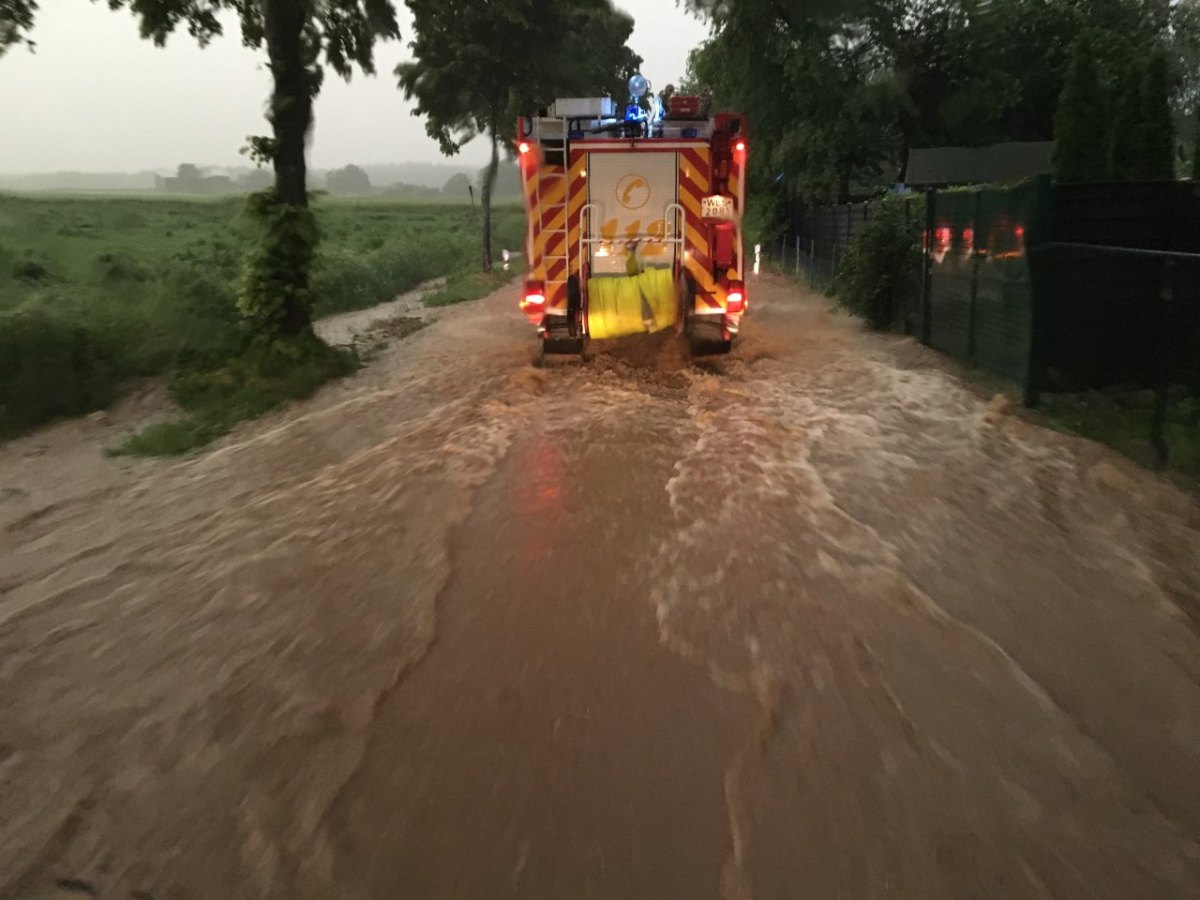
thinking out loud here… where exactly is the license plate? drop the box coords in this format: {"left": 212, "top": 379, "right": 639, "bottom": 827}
{"left": 701, "top": 195, "right": 735, "bottom": 220}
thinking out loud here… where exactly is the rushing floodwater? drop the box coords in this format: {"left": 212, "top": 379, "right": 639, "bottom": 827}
{"left": 2, "top": 274, "right": 1199, "bottom": 899}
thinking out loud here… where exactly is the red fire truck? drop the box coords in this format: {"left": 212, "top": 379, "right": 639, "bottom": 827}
{"left": 516, "top": 80, "right": 748, "bottom": 355}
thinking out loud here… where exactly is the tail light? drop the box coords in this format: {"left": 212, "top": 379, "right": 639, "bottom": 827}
{"left": 726, "top": 282, "right": 745, "bottom": 314}
{"left": 521, "top": 281, "right": 546, "bottom": 324}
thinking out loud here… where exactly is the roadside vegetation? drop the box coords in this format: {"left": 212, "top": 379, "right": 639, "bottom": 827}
{"left": 3, "top": 0, "right": 636, "bottom": 456}
{"left": 0, "top": 192, "right": 524, "bottom": 447}
{"left": 1040, "top": 390, "right": 1200, "bottom": 484}
{"left": 831, "top": 198, "right": 923, "bottom": 331}
{"left": 424, "top": 262, "right": 525, "bottom": 308}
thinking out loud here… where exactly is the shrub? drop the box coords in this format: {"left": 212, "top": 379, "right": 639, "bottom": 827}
{"left": 160, "top": 263, "right": 246, "bottom": 367}
{"left": 311, "top": 236, "right": 467, "bottom": 316}
{"left": 0, "top": 306, "right": 119, "bottom": 436}
{"left": 94, "top": 251, "right": 151, "bottom": 284}
{"left": 832, "top": 198, "right": 922, "bottom": 331}
{"left": 13, "top": 257, "right": 50, "bottom": 282}
{"left": 116, "top": 338, "right": 358, "bottom": 456}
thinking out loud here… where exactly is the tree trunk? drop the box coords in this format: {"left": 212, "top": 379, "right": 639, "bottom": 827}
{"left": 1193, "top": 109, "right": 1200, "bottom": 181}
{"left": 837, "top": 162, "right": 852, "bottom": 205}
{"left": 265, "top": 0, "right": 312, "bottom": 209}
{"left": 480, "top": 129, "right": 499, "bottom": 273}
{"left": 257, "top": 0, "right": 316, "bottom": 337}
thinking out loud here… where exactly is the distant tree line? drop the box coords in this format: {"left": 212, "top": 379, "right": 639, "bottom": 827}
{"left": 325, "top": 162, "right": 522, "bottom": 199}
{"left": 153, "top": 161, "right": 525, "bottom": 199}
{"left": 160, "top": 163, "right": 272, "bottom": 194}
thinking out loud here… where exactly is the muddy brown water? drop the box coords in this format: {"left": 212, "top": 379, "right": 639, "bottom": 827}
{"left": 2, "top": 274, "right": 1199, "bottom": 900}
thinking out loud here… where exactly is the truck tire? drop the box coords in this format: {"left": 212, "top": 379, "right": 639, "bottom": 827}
{"left": 566, "top": 275, "right": 582, "bottom": 338}
{"left": 681, "top": 271, "right": 697, "bottom": 339}
{"left": 690, "top": 336, "right": 732, "bottom": 356}
{"left": 544, "top": 336, "right": 586, "bottom": 355}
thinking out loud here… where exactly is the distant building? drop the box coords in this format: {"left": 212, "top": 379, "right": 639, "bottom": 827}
{"left": 905, "top": 142, "right": 1054, "bottom": 188}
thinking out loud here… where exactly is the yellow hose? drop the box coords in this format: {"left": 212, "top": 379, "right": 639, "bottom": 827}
{"left": 586, "top": 268, "right": 678, "bottom": 339}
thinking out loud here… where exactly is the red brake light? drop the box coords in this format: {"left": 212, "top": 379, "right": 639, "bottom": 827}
{"left": 734, "top": 140, "right": 746, "bottom": 153}
{"left": 726, "top": 283, "right": 745, "bottom": 314}
{"left": 518, "top": 141, "right": 530, "bottom": 155}
{"left": 521, "top": 281, "right": 545, "bottom": 308}
{"left": 521, "top": 281, "right": 546, "bottom": 325}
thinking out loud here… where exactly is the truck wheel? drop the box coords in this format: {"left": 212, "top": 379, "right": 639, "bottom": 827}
{"left": 544, "top": 336, "right": 586, "bottom": 355}
{"left": 689, "top": 336, "right": 733, "bottom": 356}
{"left": 680, "top": 272, "right": 697, "bottom": 338}
{"left": 566, "top": 276, "right": 582, "bottom": 338}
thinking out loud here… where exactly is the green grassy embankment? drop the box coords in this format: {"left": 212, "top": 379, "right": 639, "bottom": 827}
{"left": 0, "top": 193, "right": 523, "bottom": 448}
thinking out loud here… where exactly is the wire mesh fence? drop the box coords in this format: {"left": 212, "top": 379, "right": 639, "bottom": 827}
{"left": 759, "top": 202, "right": 873, "bottom": 287}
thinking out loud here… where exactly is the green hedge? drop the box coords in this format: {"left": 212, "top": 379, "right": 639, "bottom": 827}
{"left": 832, "top": 198, "right": 923, "bottom": 330}
{"left": 0, "top": 307, "right": 120, "bottom": 436}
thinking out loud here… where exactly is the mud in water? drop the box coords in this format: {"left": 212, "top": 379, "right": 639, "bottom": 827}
{"left": 2, "top": 275, "right": 1199, "bottom": 899}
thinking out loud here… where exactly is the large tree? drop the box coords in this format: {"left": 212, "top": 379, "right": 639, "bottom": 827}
{"left": 1054, "top": 34, "right": 1109, "bottom": 182}
{"left": 0, "top": 0, "right": 36, "bottom": 55}
{"left": 1111, "top": 61, "right": 1145, "bottom": 179}
{"left": 4, "top": 0, "right": 399, "bottom": 339}
{"left": 327, "top": 163, "right": 373, "bottom": 194}
{"left": 1139, "top": 50, "right": 1176, "bottom": 179}
{"left": 685, "top": 0, "right": 899, "bottom": 203}
{"left": 398, "top": 0, "right": 640, "bottom": 272}
{"left": 686, "top": 0, "right": 1199, "bottom": 204}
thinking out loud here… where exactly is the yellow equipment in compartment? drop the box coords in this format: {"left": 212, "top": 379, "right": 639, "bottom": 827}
{"left": 586, "top": 268, "right": 678, "bottom": 339}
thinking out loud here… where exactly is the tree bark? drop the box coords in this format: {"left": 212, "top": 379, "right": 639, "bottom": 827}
{"left": 255, "top": 0, "right": 316, "bottom": 337}
{"left": 1193, "top": 109, "right": 1200, "bottom": 182}
{"left": 264, "top": 0, "right": 312, "bottom": 208}
{"left": 837, "top": 161, "right": 852, "bottom": 205}
{"left": 481, "top": 129, "right": 499, "bottom": 273}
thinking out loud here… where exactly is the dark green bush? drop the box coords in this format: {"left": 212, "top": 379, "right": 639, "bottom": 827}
{"left": 94, "top": 251, "right": 151, "bottom": 284}
{"left": 13, "top": 258, "right": 50, "bottom": 282}
{"left": 311, "top": 236, "right": 467, "bottom": 316}
{"left": 117, "top": 338, "right": 358, "bottom": 456}
{"left": 832, "top": 198, "right": 922, "bottom": 331}
{"left": 0, "top": 306, "right": 120, "bottom": 436}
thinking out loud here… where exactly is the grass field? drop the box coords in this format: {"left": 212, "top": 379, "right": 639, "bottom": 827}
{"left": 0, "top": 192, "right": 524, "bottom": 440}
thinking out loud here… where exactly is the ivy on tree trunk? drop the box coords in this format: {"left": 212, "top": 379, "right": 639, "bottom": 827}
{"left": 237, "top": 0, "right": 322, "bottom": 341}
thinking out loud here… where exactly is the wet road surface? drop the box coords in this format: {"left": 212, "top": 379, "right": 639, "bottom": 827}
{"left": 3, "top": 274, "right": 1200, "bottom": 899}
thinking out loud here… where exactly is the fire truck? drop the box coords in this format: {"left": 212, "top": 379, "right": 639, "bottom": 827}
{"left": 517, "top": 76, "right": 748, "bottom": 355}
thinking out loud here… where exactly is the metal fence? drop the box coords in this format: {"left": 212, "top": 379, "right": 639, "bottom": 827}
{"left": 919, "top": 180, "right": 1047, "bottom": 386}
{"left": 916, "top": 176, "right": 1200, "bottom": 464}
{"left": 761, "top": 202, "right": 871, "bottom": 285}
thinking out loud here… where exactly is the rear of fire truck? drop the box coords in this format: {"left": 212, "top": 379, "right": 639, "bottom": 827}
{"left": 517, "top": 75, "right": 748, "bottom": 355}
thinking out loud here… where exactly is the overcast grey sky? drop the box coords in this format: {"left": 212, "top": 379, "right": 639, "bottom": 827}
{"left": 0, "top": 1, "right": 710, "bottom": 173}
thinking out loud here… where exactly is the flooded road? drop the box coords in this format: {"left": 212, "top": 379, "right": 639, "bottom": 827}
{"left": 3, "top": 274, "right": 1200, "bottom": 899}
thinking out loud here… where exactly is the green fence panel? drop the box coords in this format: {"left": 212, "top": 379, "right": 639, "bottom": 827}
{"left": 973, "top": 183, "right": 1040, "bottom": 382}
{"left": 927, "top": 191, "right": 976, "bottom": 360}
{"left": 924, "top": 180, "right": 1046, "bottom": 385}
